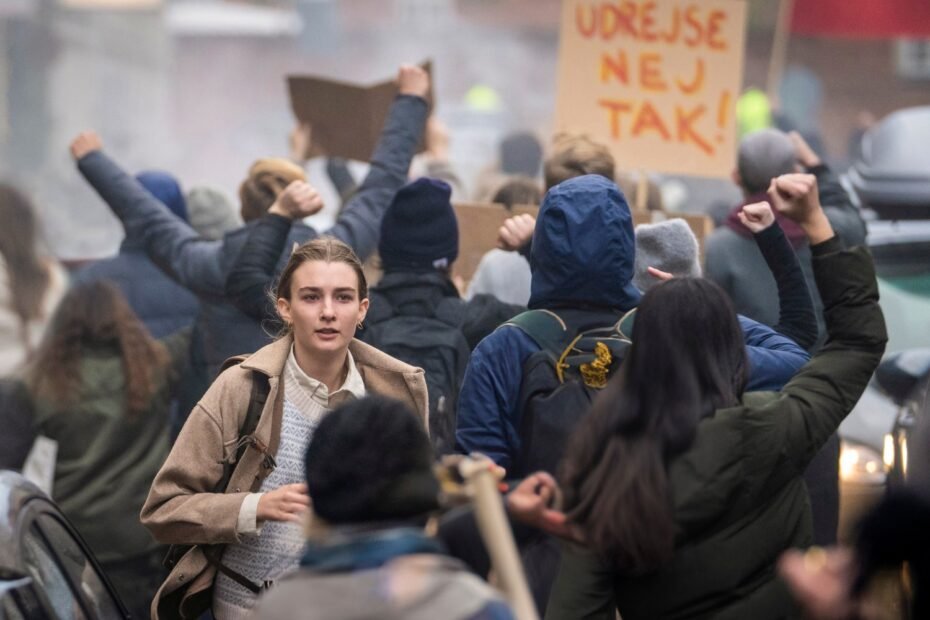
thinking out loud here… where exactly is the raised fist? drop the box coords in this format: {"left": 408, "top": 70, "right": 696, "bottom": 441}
{"left": 70, "top": 131, "right": 103, "bottom": 160}
{"left": 397, "top": 64, "right": 430, "bottom": 99}
{"left": 767, "top": 174, "right": 821, "bottom": 225}
{"left": 269, "top": 180, "right": 324, "bottom": 219}
{"left": 738, "top": 201, "right": 776, "bottom": 234}
{"left": 497, "top": 213, "right": 536, "bottom": 252}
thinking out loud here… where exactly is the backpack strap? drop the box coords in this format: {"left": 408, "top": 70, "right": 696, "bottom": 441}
{"left": 506, "top": 310, "right": 631, "bottom": 387}
{"left": 504, "top": 310, "right": 575, "bottom": 356}
{"left": 165, "top": 357, "right": 274, "bottom": 592}
{"left": 617, "top": 308, "right": 637, "bottom": 340}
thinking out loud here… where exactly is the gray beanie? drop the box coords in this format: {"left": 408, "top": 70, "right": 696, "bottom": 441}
{"left": 737, "top": 129, "right": 797, "bottom": 195}
{"left": 633, "top": 219, "right": 701, "bottom": 292}
{"left": 186, "top": 186, "right": 241, "bottom": 240}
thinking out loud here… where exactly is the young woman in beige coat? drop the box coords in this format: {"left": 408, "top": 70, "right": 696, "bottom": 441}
{"left": 141, "top": 233, "right": 428, "bottom": 620}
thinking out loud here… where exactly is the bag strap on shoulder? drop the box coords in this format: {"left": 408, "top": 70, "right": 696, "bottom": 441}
{"left": 504, "top": 310, "right": 575, "bottom": 359}
{"left": 163, "top": 363, "right": 273, "bottom": 592}
{"left": 213, "top": 365, "right": 271, "bottom": 494}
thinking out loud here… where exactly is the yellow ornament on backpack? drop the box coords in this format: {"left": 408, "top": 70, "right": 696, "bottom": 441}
{"left": 580, "top": 342, "right": 613, "bottom": 389}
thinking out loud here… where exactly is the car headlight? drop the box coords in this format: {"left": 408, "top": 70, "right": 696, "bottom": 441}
{"left": 839, "top": 440, "right": 887, "bottom": 485}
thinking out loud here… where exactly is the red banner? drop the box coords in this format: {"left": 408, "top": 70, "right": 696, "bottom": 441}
{"left": 791, "top": 0, "right": 930, "bottom": 38}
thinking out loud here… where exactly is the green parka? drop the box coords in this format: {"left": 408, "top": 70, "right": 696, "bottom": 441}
{"left": 545, "top": 239, "right": 887, "bottom": 620}
{"left": 31, "top": 330, "right": 189, "bottom": 565}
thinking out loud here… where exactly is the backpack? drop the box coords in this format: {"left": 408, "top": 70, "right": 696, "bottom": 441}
{"left": 504, "top": 309, "right": 632, "bottom": 614}
{"left": 507, "top": 309, "right": 632, "bottom": 478}
{"left": 363, "top": 297, "right": 470, "bottom": 456}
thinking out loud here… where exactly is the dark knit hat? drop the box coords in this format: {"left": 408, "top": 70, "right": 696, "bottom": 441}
{"left": 305, "top": 396, "right": 440, "bottom": 524}
{"left": 378, "top": 178, "right": 458, "bottom": 272}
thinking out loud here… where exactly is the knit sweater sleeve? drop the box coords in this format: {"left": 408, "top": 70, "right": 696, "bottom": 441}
{"left": 753, "top": 223, "right": 818, "bottom": 350}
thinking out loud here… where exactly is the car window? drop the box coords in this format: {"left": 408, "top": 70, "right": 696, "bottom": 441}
{"left": 34, "top": 514, "right": 122, "bottom": 619}
{"left": 20, "top": 526, "right": 87, "bottom": 620}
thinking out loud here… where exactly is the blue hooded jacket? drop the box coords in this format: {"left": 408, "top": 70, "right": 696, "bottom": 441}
{"left": 528, "top": 175, "right": 641, "bottom": 311}
{"left": 455, "top": 175, "right": 809, "bottom": 470}
{"left": 455, "top": 176, "right": 642, "bottom": 468}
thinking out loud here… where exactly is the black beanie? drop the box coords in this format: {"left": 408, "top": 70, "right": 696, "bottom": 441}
{"left": 305, "top": 396, "right": 440, "bottom": 524}
{"left": 378, "top": 178, "right": 458, "bottom": 272}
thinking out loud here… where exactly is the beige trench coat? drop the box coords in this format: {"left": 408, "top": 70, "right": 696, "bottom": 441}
{"left": 140, "top": 336, "right": 428, "bottom": 619}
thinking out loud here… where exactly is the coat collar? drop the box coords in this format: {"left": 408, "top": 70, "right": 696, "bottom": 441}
{"left": 238, "top": 335, "right": 421, "bottom": 379}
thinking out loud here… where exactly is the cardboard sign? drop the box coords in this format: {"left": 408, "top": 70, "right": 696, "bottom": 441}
{"left": 555, "top": 0, "right": 747, "bottom": 178}
{"left": 453, "top": 203, "right": 539, "bottom": 282}
{"left": 288, "top": 62, "right": 433, "bottom": 162}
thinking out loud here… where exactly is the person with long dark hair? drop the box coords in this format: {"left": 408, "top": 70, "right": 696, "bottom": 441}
{"left": 543, "top": 173, "right": 887, "bottom": 619}
{"left": 25, "top": 280, "right": 189, "bottom": 619}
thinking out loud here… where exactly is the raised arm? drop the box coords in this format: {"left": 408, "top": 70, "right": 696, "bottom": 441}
{"left": 790, "top": 130, "right": 865, "bottom": 246}
{"left": 324, "top": 65, "right": 430, "bottom": 258}
{"left": 763, "top": 174, "right": 886, "bottom": 470}
{"left": 224, "top": 181, "right": 324, "bottom": 320}
{"left": 71, "top": 132, "right": 227, "bottom": 299}
{"left": 738, "top": 201, "right": 818, "bottom": 350}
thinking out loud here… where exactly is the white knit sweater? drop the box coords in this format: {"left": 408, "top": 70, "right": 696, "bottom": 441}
{"left": 212, "top": 348, "right": 365, "bottom": 619}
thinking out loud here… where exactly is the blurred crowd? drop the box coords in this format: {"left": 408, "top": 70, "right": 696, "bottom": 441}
{"left": 0, "top": 63, "right": 925, "bottom": 620}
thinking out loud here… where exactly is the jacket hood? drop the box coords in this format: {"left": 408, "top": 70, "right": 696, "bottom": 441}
{"left": 528, "top": 174, "right": 640, "bottom": 310}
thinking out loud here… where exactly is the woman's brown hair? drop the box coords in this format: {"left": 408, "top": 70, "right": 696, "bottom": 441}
{"left": 26, "top": 281, "right": 171, "bottom": 416}
{"left": 0, "top": 184, "right": 52, "bottom": 328}
{"left": 273, "top": 237, "right": 368, "bottom": 333}
{"left": 238, "top": 158, "right": 306, "bottom": 223}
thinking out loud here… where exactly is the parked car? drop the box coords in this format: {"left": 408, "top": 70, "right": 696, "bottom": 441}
{"left": 846, "top": 106, "right": 930, "bottom": 221}
{"left": 0, "top": 471, "right": 129, "bottom": 619}
{"left": 878, "top": 350, "right": 930, "bottom": 489}
{"left": 837, "top": 105, "right": 930, "bottom": 541}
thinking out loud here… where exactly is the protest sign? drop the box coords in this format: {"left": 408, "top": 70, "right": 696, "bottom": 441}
{"left": 288, "top": 61, "right": 433, "bottom": 162}
{"left": 555, "top": 0, "right": 747, "bottom": 178}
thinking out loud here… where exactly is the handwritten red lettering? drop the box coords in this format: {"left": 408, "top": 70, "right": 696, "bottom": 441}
{"left": 683, "top": 5, "right": 703, "bottom": 48}
{"left": 676, "top": 104, "right": 714, "bottom": 155}
{"left": 640, "top": 52, "right": 667, "bottom": 92}
{"left": 675, "top": 57, "right": 705, "bottom": 94}
{"left": 640, "top": 1, "right": 658, "bottom": 42}
{"left": 599, "top": 99, "right": 634, "bottom": 139}
{"left": 576, "top": 3, "right": 597, "bottom": 38}
{"left": 661, "top": 6, "right": 681, "bottom": 43}
{"left": 632, "top": 101, "right": 672, "bottom": 140}
{"left": 707, "top": 9, "right": 727, "bottom": 50}
{"left": 600, "top": 51, "right": 629, "bottom": 84}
